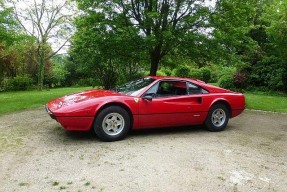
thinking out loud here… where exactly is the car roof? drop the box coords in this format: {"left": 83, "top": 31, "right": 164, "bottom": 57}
{"left": 146, "top": 76, "right": 206, "bottom": 84}
{"left": 146, "top": 76, "right": 232, "bottom": 94}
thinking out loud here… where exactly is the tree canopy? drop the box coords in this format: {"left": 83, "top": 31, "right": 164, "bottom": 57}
{"left": 8, "top": 0, "right": 75, "bottom": 90}
{"left": 73, "top": 0, "right": 212, "bottom": 76}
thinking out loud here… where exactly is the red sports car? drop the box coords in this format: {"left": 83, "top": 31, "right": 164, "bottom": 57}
{"left": 46, "top": 76, "right": 245, "bottom": 141}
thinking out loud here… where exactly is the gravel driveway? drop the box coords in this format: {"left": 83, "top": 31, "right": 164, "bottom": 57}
{"left": 0, "top": 108, "right": 286, "bottom": 192}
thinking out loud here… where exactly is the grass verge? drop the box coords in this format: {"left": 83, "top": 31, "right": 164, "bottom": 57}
{"left": 245, "top": 92, "right": 287, "bottom": 113}
{"left": 0, "top": 87, "right": 91, "bottom": 116}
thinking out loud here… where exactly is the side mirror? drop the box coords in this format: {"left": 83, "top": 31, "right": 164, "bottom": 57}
{"left": 142, "top": 95, "right": 153, "bottom": 101}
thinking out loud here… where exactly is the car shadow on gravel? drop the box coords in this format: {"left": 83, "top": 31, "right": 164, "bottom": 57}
{"left": 130, "top": 125, "right": 203, "bottom": 136}
{"left": 64, "top": 129, "right": 98, "bottom": 141}
{"left": 53, "top": 124, "right": 235, "bottom": 142}
{"left": 130, "top": 123, "right": 236, "bottom": 136}
{"left": 47, "top": 126, "right": 99, "bottom": 143}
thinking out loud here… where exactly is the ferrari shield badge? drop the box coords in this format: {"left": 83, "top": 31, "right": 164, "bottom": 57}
{"left": 134, "top": 98, "right": 139, "bottom": 103}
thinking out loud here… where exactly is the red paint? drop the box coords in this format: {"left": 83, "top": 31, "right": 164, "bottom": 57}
{"left": 46, "top": 76, "right": 245, "bottom": 131}
{"left": 56, "top": 116, "right": 94, "bottom": 131}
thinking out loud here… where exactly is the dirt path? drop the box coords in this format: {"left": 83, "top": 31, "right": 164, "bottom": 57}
{"left": 0, "top": 108, "right": 286, "bottom": 192}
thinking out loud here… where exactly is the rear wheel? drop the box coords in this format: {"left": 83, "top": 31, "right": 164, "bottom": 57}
{"left": 204, "top": 103, "right": 229, "bottom": 132}
{"left": 94, "top": 106, "right": 130, "bottom": 141}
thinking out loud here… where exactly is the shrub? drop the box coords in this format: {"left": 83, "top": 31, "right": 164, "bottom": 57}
{"left": 233, "top": 72, "right": 248, "bottom": 89}
{"left": 247, "top": 56, "right": 285, "bottom": 91}
{"left": 172, "top": 66, "right": 191, "bottom": 78}
{"left": 218, "top": 74, "right": 235, "bottom": 90}
{"left": 219, "top": 66, "right": 237, "bottom": 78}
{"left": 161, "top": 68, "right": 172, "bottom": 76}
{"left": 1, "top": 76, "right": 33, "bottom": 91}
{"left": 100, "top": 69, "right": 118, "bottom": 89}
{"left": 156, "top": 70, "right": 167, "bottom": 76}
{"left": 199, "top": 67, "right": 211, "bottom": 82}
{"left": 74, "top": 78, "right": 95, "bottom": 87}
{"left": 142, "top": 71, "right": 150, "bottom": 76}
{"left": 189, "top": 68, "right": 202, "bottom": 79}
{"left": 171, "top": 66, "right": 211, "bottom": 82}
{"left": 283, "top": 67, "right": 287, "bottom": 92}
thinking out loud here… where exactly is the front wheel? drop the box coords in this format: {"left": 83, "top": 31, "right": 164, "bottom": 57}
{"left": 204, "top": 103, "right": 229, "bottom": 132}
{"left": 94, "top": 106, "right": 131, "bottom": 141}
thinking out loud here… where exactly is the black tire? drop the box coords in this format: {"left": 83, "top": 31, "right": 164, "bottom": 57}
{"left": 204, "top": 103, "right": 229, "bottom": 132}
{"left": 94, "top": 106, "right": 131, "bottom": 142}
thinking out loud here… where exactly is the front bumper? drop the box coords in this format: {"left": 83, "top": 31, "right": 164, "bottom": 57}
{"left": 45, "top": 104, "right": 56, "bottom": 120}
{"left": 45, "top": 104, "right": 93, "bottom": 131}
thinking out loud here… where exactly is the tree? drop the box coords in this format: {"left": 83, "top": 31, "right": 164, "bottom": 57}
{"left": 75, "top": 0, "right": 210, "bottom": 75}
{"left": 0, "top": 0, "right": 22, "bottom": 82}
{"left": 209, "top": 0, "right": 287, "bottom": 91}
{"left": 71, "top": 10, "right": 146, "bottom": 89}
{"left": 260, "top": 0, "right": 287, "bottom": 90}
{"left": 9, "top": 0, "right": 75, "bottom": 90}
{"left": 210, "top": 0, "right": 258, "bottom": 65}
{"left": 50, "top": 55, "right": 69, "bottom": 87}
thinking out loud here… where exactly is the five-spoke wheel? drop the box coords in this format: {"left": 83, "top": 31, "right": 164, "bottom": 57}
{"left": 205, "top": 103, "right": 229, "bottom": 132}
{"left": 102, "top": 113, "right": 125, "bottom": 136}
{"left": 94, "top": 106, "right": 130, "bottom": 141}
{"left": 211, "top": 108, "right": 226, "bottom": 127}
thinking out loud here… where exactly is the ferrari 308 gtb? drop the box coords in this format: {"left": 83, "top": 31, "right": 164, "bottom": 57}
{"left": 46, "top": 76, "right": 245, "bottom": 141}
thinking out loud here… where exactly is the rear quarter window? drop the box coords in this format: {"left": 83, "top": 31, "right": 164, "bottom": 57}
{"left": 187, "top": 82, "right": 209, "bottom": 94}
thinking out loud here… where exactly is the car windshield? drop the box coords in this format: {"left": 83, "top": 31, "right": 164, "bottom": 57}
{"left": 112, "top": 78, "right": 155, "bottom": 96}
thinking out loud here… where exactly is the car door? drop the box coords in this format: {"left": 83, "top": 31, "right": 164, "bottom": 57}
{"left": 138, "top": 80, "right": 204, "bottom": 128}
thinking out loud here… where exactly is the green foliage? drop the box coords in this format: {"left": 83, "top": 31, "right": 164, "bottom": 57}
{"left": 248, "top": 56, "right": 285, "bottom": 90}
{"left": 156, "top": 70, "right": 167, "bottom": 76}
{"left": 73, "top": 0, "right": 212, "bottom": 76}
{"left": 239, "top": 0, "right": 287, "bottom": 92}
{"left": 172, "top": 66, "right": 191, "bottom": 78}
{"left": 199, "top": 68, "right": 211, "bottom": 83}
{"left": 161, "top": 68, "right": 172, "bottom": 76}
{"left": 50, "top": 56, "right": 70, "bottom": 87}
{"left": 206, "top": 0, "right": 285, "bottom": 92}
{"left": 100, "top": 68, "right": 118, "bottom": 89}
{"left": 206, "top": 64, "right": 221, "bottom": 83}
{"left": 171, "top": 65, "right": 212, "bottom": 82}
{"left": 218, "top": 66, "right": 237, "bottom": 78}
{"left": 51, "top": 65, "right": 69, "bottom": 86}
{"left": 1, "top": 76, "right": 33, "bottom": 91}
{"left": 218, "top": 74, "right": 235, "bottom": 90}
{"left": 0, "top": 5, "right": 18, "bottom": 45}
{"left": 70, "top": 8, "right": 144, "bottom": 89}
{"left": 189, "top": 68, "right": 202, "bottom": 79}
{"left": 210, "top": 0, "right": 257, "bottom": 60}
{"left": 74, "top": 78, "right": 97, "bottom": 87}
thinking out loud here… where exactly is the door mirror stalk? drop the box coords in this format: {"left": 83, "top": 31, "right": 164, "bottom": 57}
{"left": 142, "top": 95, "right": 153, "bottom": 101}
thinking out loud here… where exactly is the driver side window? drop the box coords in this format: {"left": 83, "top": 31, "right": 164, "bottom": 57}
{"left": 144, "top": 82, "right": 159, "bottom": 97}
{"left": 144, "top": 81, "right": 188, "bottom": 98}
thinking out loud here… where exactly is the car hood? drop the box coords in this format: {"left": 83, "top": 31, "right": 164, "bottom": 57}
{"left": 47, "top": 89, "right": 122, "bottom": 111}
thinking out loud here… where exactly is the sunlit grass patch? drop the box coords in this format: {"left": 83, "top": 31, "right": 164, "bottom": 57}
{"left": 0, "top": 87, "right": 92, "bottom": 116}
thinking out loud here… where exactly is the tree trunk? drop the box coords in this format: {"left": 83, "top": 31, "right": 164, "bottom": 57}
{"left": 37, "top": 44, "right": 45, "bottom": 90}
{"left": 149, "top": 46, "right": 162, "bottom": 76}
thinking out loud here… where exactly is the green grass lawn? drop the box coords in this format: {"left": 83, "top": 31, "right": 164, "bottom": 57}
{"left": 245, "top": 92, "right": 287, "bottom": 113}
{"left": 0, "top": 87, "right": 92, "bottom": 116}
{"left": 0, "top": 87, "right": 286, "bottom": 116}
